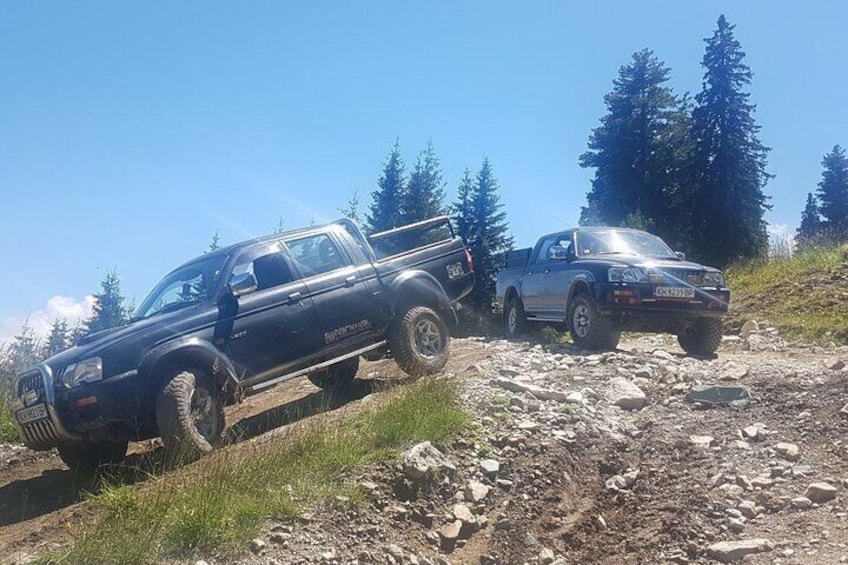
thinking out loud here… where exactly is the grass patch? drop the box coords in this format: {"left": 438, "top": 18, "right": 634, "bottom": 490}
{"left": 726, "top": 244, "right": 848, "bottom": 342}
{"left": 47, "top": 378, "right": 469, "bottom": 565}
{"left": 0, "top": 382, "right": 20, "bottom": 443}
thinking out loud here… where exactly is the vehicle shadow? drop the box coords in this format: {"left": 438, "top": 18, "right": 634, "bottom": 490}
{"left": 0, "top": 376, "right": 394, "bottom": 529}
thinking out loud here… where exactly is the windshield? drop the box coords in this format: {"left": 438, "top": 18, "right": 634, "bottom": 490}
{"left": 575, "top": 230, "right": 674, "bottom": 258}
{"left": 134, "top": 255, "right": 228, "bottom": 320}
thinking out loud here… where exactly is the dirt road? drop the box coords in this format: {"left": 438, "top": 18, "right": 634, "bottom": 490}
{"left": 2, "top": 328, "right": 847, "bottom": 564}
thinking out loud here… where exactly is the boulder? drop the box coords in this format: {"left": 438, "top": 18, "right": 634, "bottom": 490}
{"left": 605, "top": 377, "right": 647, "bottom": 410}
{"left": 402, "top": 442, "right": 457, "bottom": 480}
{"left": 804, "top": 482, "right": 838, "bottom": 503}
{"left": 706, "top": 539, "right": 774, "bottom": 562}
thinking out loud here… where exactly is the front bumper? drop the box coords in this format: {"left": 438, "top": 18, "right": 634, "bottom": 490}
{"left": 10, "top": 364, "right": 147, "bottom": 449}
{"left": 593, "top": 283, "right": 730, "bottom": 318}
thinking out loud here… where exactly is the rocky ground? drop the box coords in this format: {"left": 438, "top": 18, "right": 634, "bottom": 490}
{"left": 3, "top": 322, "right": 848, "bottom": 564}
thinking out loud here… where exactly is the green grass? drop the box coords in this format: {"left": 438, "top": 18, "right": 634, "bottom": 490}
{"left": 0, "top": 382, "right": 20, "bottom": 443}
{"left": 46, "top": 378, "right": 469, "bottom": 565}
{"left": 726, "top": 244, "right": 848, "bottom": 342}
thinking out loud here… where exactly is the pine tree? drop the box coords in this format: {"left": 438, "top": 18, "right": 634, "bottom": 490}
{"left": 208, "top": 230, "right": 221, "bottom": 252}
{"left": 452, "top": 169, "right": 475, "bottom": 243}
{"left": 85, "top": 269, "right": 130, "bottom": 335}
{"left": 338, "top": 189, "right": 362, "bottom": 224}
{"left": 815, "top": 145, "right": 848, "bottom": 235}
{"left": 43, "top": 318, "right": 70, "bottom": 358}
{"left": 367, "top": 140, "right": 407, "bottom": 233}
{"left": 687, "top": 15, "right": 772, "bottom": 267}
{"left": 403, "top": 141, "right": 446, "bottom": 224}
{"left": 579, "top": 49, "right": 685, "bottom": 242}
{"left": 9, "top": 321, "right": 39, "bottom": 369}
{"left": 460, "top": 159, "right": 513, "bottom": 312}
{"left": 796, "top": 192, "right": 823, "bottom": 246}
{"left": 275, "top": 218, "right": 286, "bottom": 234}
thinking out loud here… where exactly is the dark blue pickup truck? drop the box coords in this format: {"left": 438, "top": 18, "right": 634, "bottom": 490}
{"left": 10, "top": 216, "right": 473, "bottom": 469}
{"left": 495, "top": 227, "right": 730, "bottom": 353}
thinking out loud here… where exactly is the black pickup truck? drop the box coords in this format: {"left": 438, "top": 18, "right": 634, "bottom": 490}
{"left": 495, "top": 227, "right": 730, "bottom": 353}
{"left": 10, "top": 216, "right": 473, "bottom": 468}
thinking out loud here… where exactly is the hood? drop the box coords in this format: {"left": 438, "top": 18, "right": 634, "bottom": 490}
{"left": 578, "top": 255, "right": 719, "bottom": 272}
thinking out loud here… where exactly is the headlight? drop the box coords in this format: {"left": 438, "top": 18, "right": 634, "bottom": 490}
{"left": 702, "top": 271, "right": 725, "bottom": 287}
{"left": 63, "top": 357, "right": 103, "bottom": 387}
{"left": 608, "top": 266, "right": 646, "bottom": 283}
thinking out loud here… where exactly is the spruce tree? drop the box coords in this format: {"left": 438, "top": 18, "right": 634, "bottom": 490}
{"left": 338, "top": 189, "right": 362, "bottom": 224}
{"left": 85, "top": 269, "right": 130, "bottom": 335}
{"left": 452, "top": 168, "right": 475, "bottom": 243}
{"left": 9, "top": 321, "right": 39, "bottom": 369}
{"left": 367, "top": 140, "right": 407, "bottom": 233}
{"left": 687, "top": 15, "right": 771, "bottom": 267}
{"left": 208, "top": 230, "right": 221, "bottom": 252}
{"left": 796, "top": 192, "right": 823, "bottom": 246}
{"left": 43, "top": 318, "right": 70, "bottom": 358}
{"left": 461, "top": 159, "right": 513, "bottom": 312}
{"left": 403, "top": 141, "right": 446, "bottom": 224}
{"left": 815, "top": 145, "right": 848, "bottom": 235}
{"left": 579, "top": 49, "right": 684, "bottom": 242}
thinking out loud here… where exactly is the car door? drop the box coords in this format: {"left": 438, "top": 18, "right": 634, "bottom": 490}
{"left": 522, "top": 236, "right": 556, "bottom": 315}
{"left": 284, "top": 231, "right": 383, "bottom": 356}
{"left": 544, "top": 233, "right": 577, "bottom": 318}
{"left": 221, "top": 242, "right": 323, "bottom": 386}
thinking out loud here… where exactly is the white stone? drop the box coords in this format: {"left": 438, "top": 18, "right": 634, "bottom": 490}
{"left": 605, "top": 377, "right": 647, "bottom": 410}
{"left": 707, "top": 539, "right": 774, "bottom": 563}
{"left": 805, "top": 482, "right": 838, "bottom": 503}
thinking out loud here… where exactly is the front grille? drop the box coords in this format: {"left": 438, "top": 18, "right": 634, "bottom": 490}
{"left": 19, "top": 418, "right": 60, "bottom": 449}
{"left": 17, "top": 371, "right": 45, "bottom": 397}
{"left": 655, "top": 269, "right": 702, "bottom": 285}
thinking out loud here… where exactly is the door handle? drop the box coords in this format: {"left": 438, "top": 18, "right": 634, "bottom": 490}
{"left": 344, "top": 275, "right": 357, "bottom": 287}
{"left": 288, "top": 292, "right": 302, "bottom": 303}
{"left": 544, "top": 269, "right": 551, "bottom": 274}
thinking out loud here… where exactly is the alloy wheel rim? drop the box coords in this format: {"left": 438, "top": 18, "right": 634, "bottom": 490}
{"left": 507, "top": 307, "right": 517, "bottom": 333}
{"left": 414, "top": 318, "right": 444, "bottom": 357}
{"left": 573, "top": 304, "right": 591, "bottom": 338}
{"left": 190, "top": 386, "right": 218, "bottom": 440}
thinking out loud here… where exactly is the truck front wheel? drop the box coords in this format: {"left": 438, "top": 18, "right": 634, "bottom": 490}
{"left": 57, "top": 440, "right": 128, "bottom": 472}
{"left": 678, "top": 318, "right": 723, "bottom": 356}
{"left": 568, "top": 294, "right": 620, "bottom": 350}
{"left": 156, "top": 369, "right": 225, "bottom": 462}
{"left": 390, "top": 306, "right": 450, "bottom": 376}
{"left": 308, "top": 357, "right": 360, "bottom": 391}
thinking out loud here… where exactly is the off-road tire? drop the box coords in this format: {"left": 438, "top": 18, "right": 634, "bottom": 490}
{"left": 504, "top": 297, "right": 529, "bottom": 338}
{"left": 308, "top": 357, "right": 360, "bottom": 391}
{"left": 57, "top": 440, "right": 128, "bottom": 472}
{"left": 678, "top": 318, "right": 723, "bottom": 356}
{"left": 155, "top": 369, "right": 225, "bottom": 462}
{"left": 568, "top": 293, "right": 620, "bottom": 350}
{"left": 389, "top": 306, "right": 450, "bottom": 377}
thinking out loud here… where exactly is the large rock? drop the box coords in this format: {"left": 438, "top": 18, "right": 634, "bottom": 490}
{"left": 774, "top": 442, "right": 800, "bottom": 462}
{"left": 739, "top": 320, "right": 759, "bottom": 338}
{"left": 804, "top": 482, "right": 838, "bottom": 503}
{"left": 605, "top": 377, "right": 647, "bottom": 410}
{"left": 465, "top": 480, "right": 490, "bottom": 502}
{"left": 706, "top": 539, "right": 774, "bottom": 562}
{"left": 402, "top": 442, "right": 457, "bottom": 480}
{"left": 493, "top": 377, "right": 574, "bottom": 403}
{"left": 684, "top": 385, "right": 751, "bottom": 407}
{"left": 438, "top": 520, "right": 463, "bottom": 551}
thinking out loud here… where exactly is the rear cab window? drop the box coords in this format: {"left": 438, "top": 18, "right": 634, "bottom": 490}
{"left": 285, "top": 233, "right": 351, "bottom": 277}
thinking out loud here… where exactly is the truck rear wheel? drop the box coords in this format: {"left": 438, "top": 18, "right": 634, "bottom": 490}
{"left": 308, "top": 357, "right": 360, "bottom": 391}
{"left": 568, "top": 294, "right": 620, "bottom": 350}
{"left": 505, "top": 297, "right": 528, "bottom": 338}
{"left": 390, "top": 306, "right": 450, "bottom": 376}
{"left": 678, "top": 318, "right": 723, "bottom": 356}
{"left": 57, "top": 440, "right": 128, "bottom": 472}
{"left": 156, "top": 369, "right": 225, "bottom": 462}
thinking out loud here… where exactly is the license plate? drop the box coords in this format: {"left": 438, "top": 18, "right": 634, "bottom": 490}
{"left": 15, "top": 404, "right": 48, "bottom": 425}
{"left": 655, "top": 286, "right": 695, "bottom": 299}
{"left": 446, "top": 262, "right": 464, "bottom": 279}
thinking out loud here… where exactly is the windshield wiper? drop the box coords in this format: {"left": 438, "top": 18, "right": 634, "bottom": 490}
{"left": 139, "top": 300, "right": 200, "bottom": 321}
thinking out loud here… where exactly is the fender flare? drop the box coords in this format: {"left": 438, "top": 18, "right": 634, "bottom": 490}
{"left": 139, "top": 337, "right": 241, "bottom": 400}
{"left": 566, "top": 274, "right": 596, "bottom": 310}
{"left": 388, "top": 270, "right": 452, "bottom": 319}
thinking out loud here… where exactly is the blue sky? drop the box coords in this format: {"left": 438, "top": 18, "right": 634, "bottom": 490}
{"left": 1, "top": 1, "right": 847, "bottom": 340}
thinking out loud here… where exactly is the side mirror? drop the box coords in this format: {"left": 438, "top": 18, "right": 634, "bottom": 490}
{"left": 675, "top": 251, "right": 686, "bottom": 261}
{"left": 229, "top": 272, "right": 258, "bottom": 297}
{"left": 550, "top": 245, "right": 572, "bottom": 261}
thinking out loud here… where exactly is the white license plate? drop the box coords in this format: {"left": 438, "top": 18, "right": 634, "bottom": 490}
{"left": 655, "top": 286, "right": 695, "bottom": 299}
{"left": 15, "top": 404, "right": 48, "bottom": 425}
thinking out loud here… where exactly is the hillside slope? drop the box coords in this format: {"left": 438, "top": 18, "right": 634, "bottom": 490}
{"left": 726, "top": 245, "right": 848, "bottom": 343}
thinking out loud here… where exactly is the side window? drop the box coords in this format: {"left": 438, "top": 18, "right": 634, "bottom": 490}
{"left": 231, "top": 249, "right": 296, "bottom": 291}
{"left": 286, "top": 233, "right": 350, "bottom": 277}
{"left": 535, "top": 237, "right": 556, "bottom": 265}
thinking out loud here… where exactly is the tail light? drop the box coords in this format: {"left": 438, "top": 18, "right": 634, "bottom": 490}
{"left": 465, "top": 250, "right": 474, "bottom": 272}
